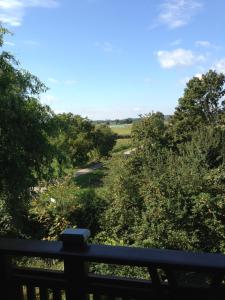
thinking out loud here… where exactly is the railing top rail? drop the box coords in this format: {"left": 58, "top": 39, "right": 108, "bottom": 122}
{"left": 0, "top": 237, "right": 225, "bottom": 272}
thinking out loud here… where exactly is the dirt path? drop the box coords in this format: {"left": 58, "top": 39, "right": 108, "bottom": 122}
{"left": 74, "top": 162, "right": 103, "bottom": 178}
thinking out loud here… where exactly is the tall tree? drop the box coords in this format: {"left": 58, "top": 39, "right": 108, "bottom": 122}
{"left": 169, "top": 70, "right": 225, "bottom": 143}
{"left": 0, "top": 27, "right": 55, "bottom": 233}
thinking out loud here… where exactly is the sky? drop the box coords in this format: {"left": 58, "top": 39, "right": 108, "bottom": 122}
{"left": 1, "top": 0, "right": 225, "bottom": 120}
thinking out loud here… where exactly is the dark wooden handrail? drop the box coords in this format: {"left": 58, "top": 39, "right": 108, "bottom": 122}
{"left": 0, "top": 228, "right": 224, "bottom": 300}
{"left": 0, "top": 234, "right": 225, "bottom": 270}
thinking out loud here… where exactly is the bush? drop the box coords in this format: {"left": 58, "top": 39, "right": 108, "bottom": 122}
{"left": 29, "top": 179, "right": 106, "bottom": 240}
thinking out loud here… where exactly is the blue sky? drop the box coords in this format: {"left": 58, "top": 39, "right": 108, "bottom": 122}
{"left": 1, "top": 0, "right": 225, "bottom": 120}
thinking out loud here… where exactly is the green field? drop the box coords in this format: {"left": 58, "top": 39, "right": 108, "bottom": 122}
{"left": 110, "top": 124, "right": 133, "bottom": 153}
{"left": 110, "top": 124, "right": 132, "bottom": 136}
{"left": 112, "top": 138, "right": 131, "bottom": 153}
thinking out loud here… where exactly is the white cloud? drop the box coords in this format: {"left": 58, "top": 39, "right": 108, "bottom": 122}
{"left": 156, "top": 48, "right": 205, "bottom": 69}
{"left": 214, "top": 58, "right": 225, "bottom": 74}
{"left": 48, "top": 77, "right": 59, "bottom": 84}
{"left": 64, "top": 79, "right": 79, "bottom": 85}
{"left": 194, "top": 73, "right": 203, "bottom": 79}
{"left": 157, "top": 0, "right": 202, "bottom": 29}
{"left": 23, "top": 40, "right": 39, "bottom": 46}
{"left": 95, "top": 41, "right": 122, "bottom": 54}
{"left": 170, "top": 39, "right": 182, "bottom": 46}
{"left": 195, "top": 40, "right": 211, "bottom": 47}
{"left": 95, "top": 41, "right": 113, "bottom": 53}
{"left": 179, "top": 73, "right": 202, "bottom": 85}
{"left": 48, "top": 78, "right": 79, "bottom": 85}
{"left": 4, "top": 41, "right": 15, "bottom": 46}
{"left": 0, "top": 0, "right": 59, "bottom": 26}
{"left": 102, "top": 42, "right": 113, "bottom": 53}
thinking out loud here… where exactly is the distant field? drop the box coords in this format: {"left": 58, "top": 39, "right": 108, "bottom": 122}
{"left": 110, "top": 124, "right": 132, "bottom": 136}
{"left": 112, "top": 138, "right": 131, "bottom": 153}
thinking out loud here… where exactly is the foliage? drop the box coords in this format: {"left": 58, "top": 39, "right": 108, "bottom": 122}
{"left": 169, "top": 70, "right": 225, "bottom": 144}
{"left": 137, "top": 127, "right": 225, "bottom": 252}
{"left": 99, "top": 154, "right": 144, "bottom": 244}
{"left": 51, "top": 113, "right": 95, "bottom": 169}
{"left": 51, "top": 114, "right": 116, "bottom": 173}
{"left": 100, "top": 78, "right": 225, "bottom": 253}
{"left": 93, "top": 124, "right": 117, "bottom": 157}
{"left": 29, "top": 179, "right": 106, "bottom": 240}
{"left": 0, "top": 26, "right": 56, "bottom": 232}
{"left": 132, "top": 112, "right": 169, "bottom": 151}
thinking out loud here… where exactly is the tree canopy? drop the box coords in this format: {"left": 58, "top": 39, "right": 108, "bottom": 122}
{"left": 170, "top": 70, "right": 225, "bottom": 143}
{"left": 0, "top": 27, "right": 56, "bottom": 232}
{"left": 99, "top": 70, "right": 225, "bottom": 253}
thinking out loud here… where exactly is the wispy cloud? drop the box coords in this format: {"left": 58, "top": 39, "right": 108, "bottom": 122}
{"left": 170, "top": 39, "right": 182, "bottom": 46}
{"left": 4, "top": 41, "right": 15, "bottom": 46}
{"left": 156, "top": 0, "right": 203, "bottom": 29}
{"left": 64, "top": 79, "right": 79, "bottom": 85}
{"left": 48, "top": 78, "right": 59, "bottom": 84}
{"left": 195, "top": 40, "right": 220, "bottom": 50}
{"left": 195, "top": 40, "right": 211, "bottom": 47}
{"left": 156, "top": 48, "right": 205, "bottom": 69}
{"left": 0, "top": 0, "right": 59, "bottom": 26}
{"left": 48, "top": 78, "right": 79, "bottom": 85}
{"left": 95, "top": 41, "right": 122, "bottom": 54}
{"left": 23, "top": 40, "right": 40, "bottom": 46}
{"left": 214, "top": 58, "right": 225, "bottom": 74}
{"left": 95, "top": 41, "right": 113, "bottom": 53}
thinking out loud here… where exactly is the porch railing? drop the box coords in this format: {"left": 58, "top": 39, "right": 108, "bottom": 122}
{"left": 0, "top": 228, "right": 224, "bottom": 299}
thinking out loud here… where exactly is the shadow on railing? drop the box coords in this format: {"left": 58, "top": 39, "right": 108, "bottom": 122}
{"left": 0, "top": 228, "right": 224, "bottom": 300}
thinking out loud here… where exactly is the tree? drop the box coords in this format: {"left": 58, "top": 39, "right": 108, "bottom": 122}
{"left": 169, "top": 70, "right": 225, "bottom": 143}
{"left": 0, "top": 26, "right": 56, "bottom": 233}
{"left": 132, "top": 112, "right": 168, "bottom": 148}
{"left": 93, "top": 124, "right": 117, "bottom": 157}
{"left": 100, "top": 126, "right": 225, "bottom": 253}
{"left": 51, "top": 113, "right": 96, "bottom": 169}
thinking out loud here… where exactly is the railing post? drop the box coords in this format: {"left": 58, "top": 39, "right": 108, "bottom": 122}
{"left": 60, "top": 228, "right": 91, "bottom": 300}
{"left": 0, "top": 254, "right": 22, "bottom": 300}
{"left": 0, "top": 254, "right": 11, "bottom": 300}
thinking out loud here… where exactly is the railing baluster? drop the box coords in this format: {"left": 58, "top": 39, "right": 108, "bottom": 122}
{"left": 148, "top": 266, "right": 163, "bottom": 299}
{"left": 40, "top": 286, "right": 48, "bottom": 300}
{"left": 53, "top": 288, "right": 62, "bottom": 300}
{"left": 27, "top": 285, "right": 36, "bottom": 300}
{"left": 148, "top": 266, "right": 161, "bottom": 287}
{"left": 0, "top": 254, "right": 23, "bottom": 299}
{"left": 13, "top": 284, "right": 24, "bottom": 300}
{"left": 60, "top": 228, "right": 91, "bottom": 300}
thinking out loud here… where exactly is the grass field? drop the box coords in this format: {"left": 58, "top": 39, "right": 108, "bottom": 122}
{"left": 112, "top": 138, "right": 131, "bottom": 153}
{"left": 110, "top": 124, "right": 133, "bottom": 153}
{"left": 110, "top": 124, "right": 132, "bottom": 136}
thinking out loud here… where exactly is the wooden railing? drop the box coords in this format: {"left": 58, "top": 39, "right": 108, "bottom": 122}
{"left": 0, "top": 228, "right": 224, "bottom": 299}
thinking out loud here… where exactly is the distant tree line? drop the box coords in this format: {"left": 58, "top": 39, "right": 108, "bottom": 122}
{"left": 93, "top": 118, "right": 140, "bottom": 126}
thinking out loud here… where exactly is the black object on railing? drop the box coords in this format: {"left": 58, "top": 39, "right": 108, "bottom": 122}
{"left": 60, "top": 228, "right": 90, "bottom": 251}
{"left": 0, "top": 228, "right": 224, "bottom": 300}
